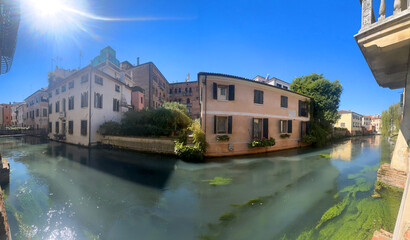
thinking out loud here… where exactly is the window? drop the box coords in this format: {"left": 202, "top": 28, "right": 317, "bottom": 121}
{"left": 189, "top": 88, "right": 192, "bottom": 93}
{"left": 55, "top": 122, "right": 59, "bottom": 134}
{"left": 61, "top": 85, "right": 66, "bottom": 92}
{"left": 252, "top": 118, "right": 269, "bottom": 139}
{"left": 187, "top": 98, "right": 190, "bottom": 104}
{"left": 213, "top": 83, "right": 235, "bottom": 101}
{"left": 218, "top": 85, "right": 227, "bottom": 100}
{"left": 95, "top": 75, "right": 103, "bottom": 85}
{"left": 48, "top": 92, "right": 52, "bottom": 98}
{"left": 69, "top": 81, "right": 74, "bottom": 89}
{"left": 36, "top": 109, "right": 39, "bottom": 117}
{"left": 62, "top": 98, "right": 66, "bottom": 112}
{"left": 253, "top": 119, "right": 263, "bottom": 139}
{"left": 81, "top": 120, "right": 87, "bottom": 136}
{"left": 49, "top": 104, "right": 52, "bottom": 114}
{"left": 81, "top": 74, "right": 89, "bottom": 83}
{"left": 43, "top": 108, "right": 47, "bottom": 117}
{"left": 280, "top": 120, "right": 293, "bottom": 133}
{"left": 178, "top": 88, "right": 181, "bottom": 93}
{"left": 254, "top": 90, "right": 264, "bottom": 104}
{"left": 214, "top": 116, "right": 233, "bottom": 134}
{"left": 115, "top": 85, "right": 120, "bottom": 92}
{"left": 141, "top": 97, "right": 143, "bottom": 104}
{"left": 169, "top": 89, "right": 173, "bottom": 94}
{"left": 283, "top": 86, "right": 289, "bottom": 90}
{"left": 174, "top": 89, "right": 177, "bottom": 94}
{"left": 94, "top": 93, "right": 103, "bottom": 108}
{"left": 49, "top": 122, "right": 52, "bottom": 133}
{"left": 301, "top": 122, "right": 309, "bottom": 138}
{"left": 298, "top": 101, "right": 308, "bottom": 117}
{"left": 55, "top": 88, "right": 60, "bottom": 95}
{"left": 113, "top": 98, "right": 120, "bottom": 112}
{"left": 55, "top": 101, "right": 60, "bottom": 113}
{"left": 276, "top": 83, "right": 282, "bottom": 88}
{"left": 68, "top": 96, "right": 74, "bottom": 110}
{"left": 68, "top": 121, "right": 73, "bottom": 134}
{"left": 281, "top": 96, "right": 288, "bottom": 108}
{"left": 81, "top": 92, "right": 88, "bottom": 108}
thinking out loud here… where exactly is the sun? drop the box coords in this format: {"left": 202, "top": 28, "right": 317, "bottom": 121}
{"left": 31, "top": 0, "right": 65, "bottom": 17}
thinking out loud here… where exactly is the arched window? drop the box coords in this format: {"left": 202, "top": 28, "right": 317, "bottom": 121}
{"left": 189, "top": 88, "right": 192, "bottom": 93}
{"left": 187, "top": 98, "right": 190, "bottom": 104}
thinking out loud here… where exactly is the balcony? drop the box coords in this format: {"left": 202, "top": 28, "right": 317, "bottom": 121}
{"left": 355, "top": 0, "right": 410, "bottom": 89}
{"left": 183, "top": 92, "right": 192, "bottom": 96}
{"left": 186, "top": 103, "right": 192, "bottom": 107}
{"left": 59, "top": 112, "right": 66, "bottom": 119}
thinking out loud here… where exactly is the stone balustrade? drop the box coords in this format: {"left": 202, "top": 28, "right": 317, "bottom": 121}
{"left": 361, "top": 0, "right": 410, "bottom": 29}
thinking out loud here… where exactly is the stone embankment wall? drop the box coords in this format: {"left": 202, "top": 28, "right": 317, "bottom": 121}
{"left": 0, "top": 155, "right": 11, "bottom": 240}
{"left": 377, "top": 163, "right": 407, "bottom": 189}
{"left": 101, "top": 136, "right": 176, "bottom": 155}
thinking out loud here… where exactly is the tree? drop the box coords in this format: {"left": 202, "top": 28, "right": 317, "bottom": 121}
{"left": 290, "top": 73, "right": 343, "bottom": 146}
{"left": 381, "top": 102, "right": 402, "bottom": 137}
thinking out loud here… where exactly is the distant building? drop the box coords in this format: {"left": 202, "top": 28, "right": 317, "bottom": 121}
{"left": 362, "top": 115, "right": 373, "bottom": 133}
{"left": 125, "top": 61, "right": 169, "bottom": 109}
{"left": 15, "top": 103, "right": 26, "bottom": 127}
{"left": 0, "top": 103, "right": 12, "bottom": 128}
{"left": 24, "top": 89, "right": 49, "bottom": 130}
{"left": 371, "top": 115, "right": 382, "bottom": 134}
{"left": 47, "top": 47, "right": 133, "bottom": 146}
{"left": 253, "top": 75, "right": 290, "bottom": 90}
{"left": 198, "top": 72, "right": 310, "bottom": 157}
{"left": 10, "top": 102, "right": 25, "bottom": 127}
{"left": 334, "top": 110, "right": 363, "bottom": 135}
{"left": 131, "top": 86, "right": 145, "bottom": 111}
{"left": 169, "top": 80, "right": 200, "bottom": 119}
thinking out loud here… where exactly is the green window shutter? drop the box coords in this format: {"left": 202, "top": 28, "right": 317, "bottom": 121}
{"left": 228, "top": 116, "right": 233, "bottom": 134}
{"left": 263, "top": 118, "right": 269, "bottom": 138}
{"left": 228, "top": 85, "right": 235, "bottom": 101}
{"left": 213, "top": 83, "right": 217, "bottom": 99}
{"left": 214, "top": 115, "right": 217, "bottom": 134}
{"left": 288, "top": 120, "right": 292, "bottom": 133}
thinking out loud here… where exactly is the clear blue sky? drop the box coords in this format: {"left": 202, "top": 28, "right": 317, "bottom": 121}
{"left": 0, "top": 0, "right": 402, "bottom": 116}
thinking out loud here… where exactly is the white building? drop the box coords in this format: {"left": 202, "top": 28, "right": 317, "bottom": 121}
{"left": 253, "top": 75, "right": 290, "bottom": 90}
{"left": 10, "top": 102, "right": 25, "bottom": 127}
{"left": 47, "top": 50, "right": 133, "bottom": 146}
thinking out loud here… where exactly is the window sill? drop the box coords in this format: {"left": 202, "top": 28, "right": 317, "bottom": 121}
{"left": 254, "top": 103, "right": 264, "bottom": 106}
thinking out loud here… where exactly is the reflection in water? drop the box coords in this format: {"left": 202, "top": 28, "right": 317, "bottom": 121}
{"left": 0, "top": 136, "right": 400, "bottom": 240}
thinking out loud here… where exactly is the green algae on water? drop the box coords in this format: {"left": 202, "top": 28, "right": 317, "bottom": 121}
{"left": 203, "top": 177, "right": 232, "bottom": 186}
{"left": 319, "top": 154, "right": 331, "bottom": 159}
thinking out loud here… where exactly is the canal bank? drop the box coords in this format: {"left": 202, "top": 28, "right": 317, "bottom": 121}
{"left": 0, "top": 135, "right": 403, "bottom": 240}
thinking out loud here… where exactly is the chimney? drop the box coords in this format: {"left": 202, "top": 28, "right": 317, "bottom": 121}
{"left": 137, "top": 57, "right": 140, "bottom": 66}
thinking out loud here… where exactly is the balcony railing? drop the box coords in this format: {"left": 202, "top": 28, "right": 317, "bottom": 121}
{"left": 59, "top": 112, "right": 66, "bottom": 119}
{"left": 360, "top": 0, "right": 410, "bottom": 30}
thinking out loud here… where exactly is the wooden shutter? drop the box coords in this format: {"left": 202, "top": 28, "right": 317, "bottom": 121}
{"left": 298, "top": 100, "right": 302, "bottom": 117}
{"left": 306, "top": 121, "right": 310, "bottom": 134}
{"left": 213, "top": 83, "right": 217, "bottom": 99}
{"left": 263, "top": 118, "right": 269, "bottom": 138}
{"left": 228, "top": 85, "right": 235, "bottom": 101}
{"left": 228, "top": 116, "right": 233, "bottom": 134}
{"left": 279, "top": 120, "right": 282, "bottom": 133}
{"left": 252, "top": 118, "right": 255, "bottom": 138}
{"left": 113, "top": 99, "right": 116, "bottom": 111}
{"left": 214, "top": 115, "right": 217, "bottom": 134}
{"left": 288, "top": 120, "right": 292, "bottom": 133}
{"left": 261, "top": 91, "right": 264, "bottom": 104}
{"left": 254, "top": 90, "right": 257, "bottom": 103}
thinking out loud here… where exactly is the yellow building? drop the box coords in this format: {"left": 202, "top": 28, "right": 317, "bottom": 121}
{"left": 334, "top": 110, "right": 363, "bottom": 135}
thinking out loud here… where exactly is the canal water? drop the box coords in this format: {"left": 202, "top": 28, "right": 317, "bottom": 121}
{"left": 0, "top": 135, "right": 402, "bottom": 240}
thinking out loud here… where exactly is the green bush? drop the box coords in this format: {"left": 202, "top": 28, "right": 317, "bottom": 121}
{"left": 174, "top": 141, "right": 203, "bottom": 162}
{"left": 98, "top": 121, "right": 122, "bottom": 136}
{"left": 248, "top": 137, "right": 275, "bottom": 148}
{"left": 280, "top": 134, "right": 290, "bottom": 139}
{"left": 101, "top": 102, "right": 192, "bottom": 137}
{"left": 189, "top": 119, "right": 208, "bottom": 152}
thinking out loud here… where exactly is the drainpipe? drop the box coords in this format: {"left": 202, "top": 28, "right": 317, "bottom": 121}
{"left": 89, "top": 65, "right": 92, "bottom": 146}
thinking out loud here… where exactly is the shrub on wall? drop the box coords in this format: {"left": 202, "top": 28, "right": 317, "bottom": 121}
{"left": 174, "top": 141, "right": 204, "bottom": 162}
{"left": 98, "top": 121, "right": 122, "bottom": 136}
{"left": 99, "top": 102, "right": 192, "bottom": 137}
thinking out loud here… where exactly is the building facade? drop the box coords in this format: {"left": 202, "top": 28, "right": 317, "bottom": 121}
{"left": 0, "top": 103, "right": 12, "bottom": 128}
{"left": 24, "top": 89, "right": 49, "bottom": 130}
{"left": 10, "top": 102, "right": 25, "bottom": 127}
{"left": 125, "top": 62, "right": 169, "bottom": 109}
{"left": 169, "top": 81, "right": 200, "bottom": 119}
{"left": 371, "top": 115, "right": 382, "bottom": 134}
{"left": 198, "top": 73, "right": 310, "bottom": 157}
{"left": 47, "top": 64, "right": 132, "bottom": 146}
{"left": 334, "top": 110, "right": 363, "bottom": 135}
